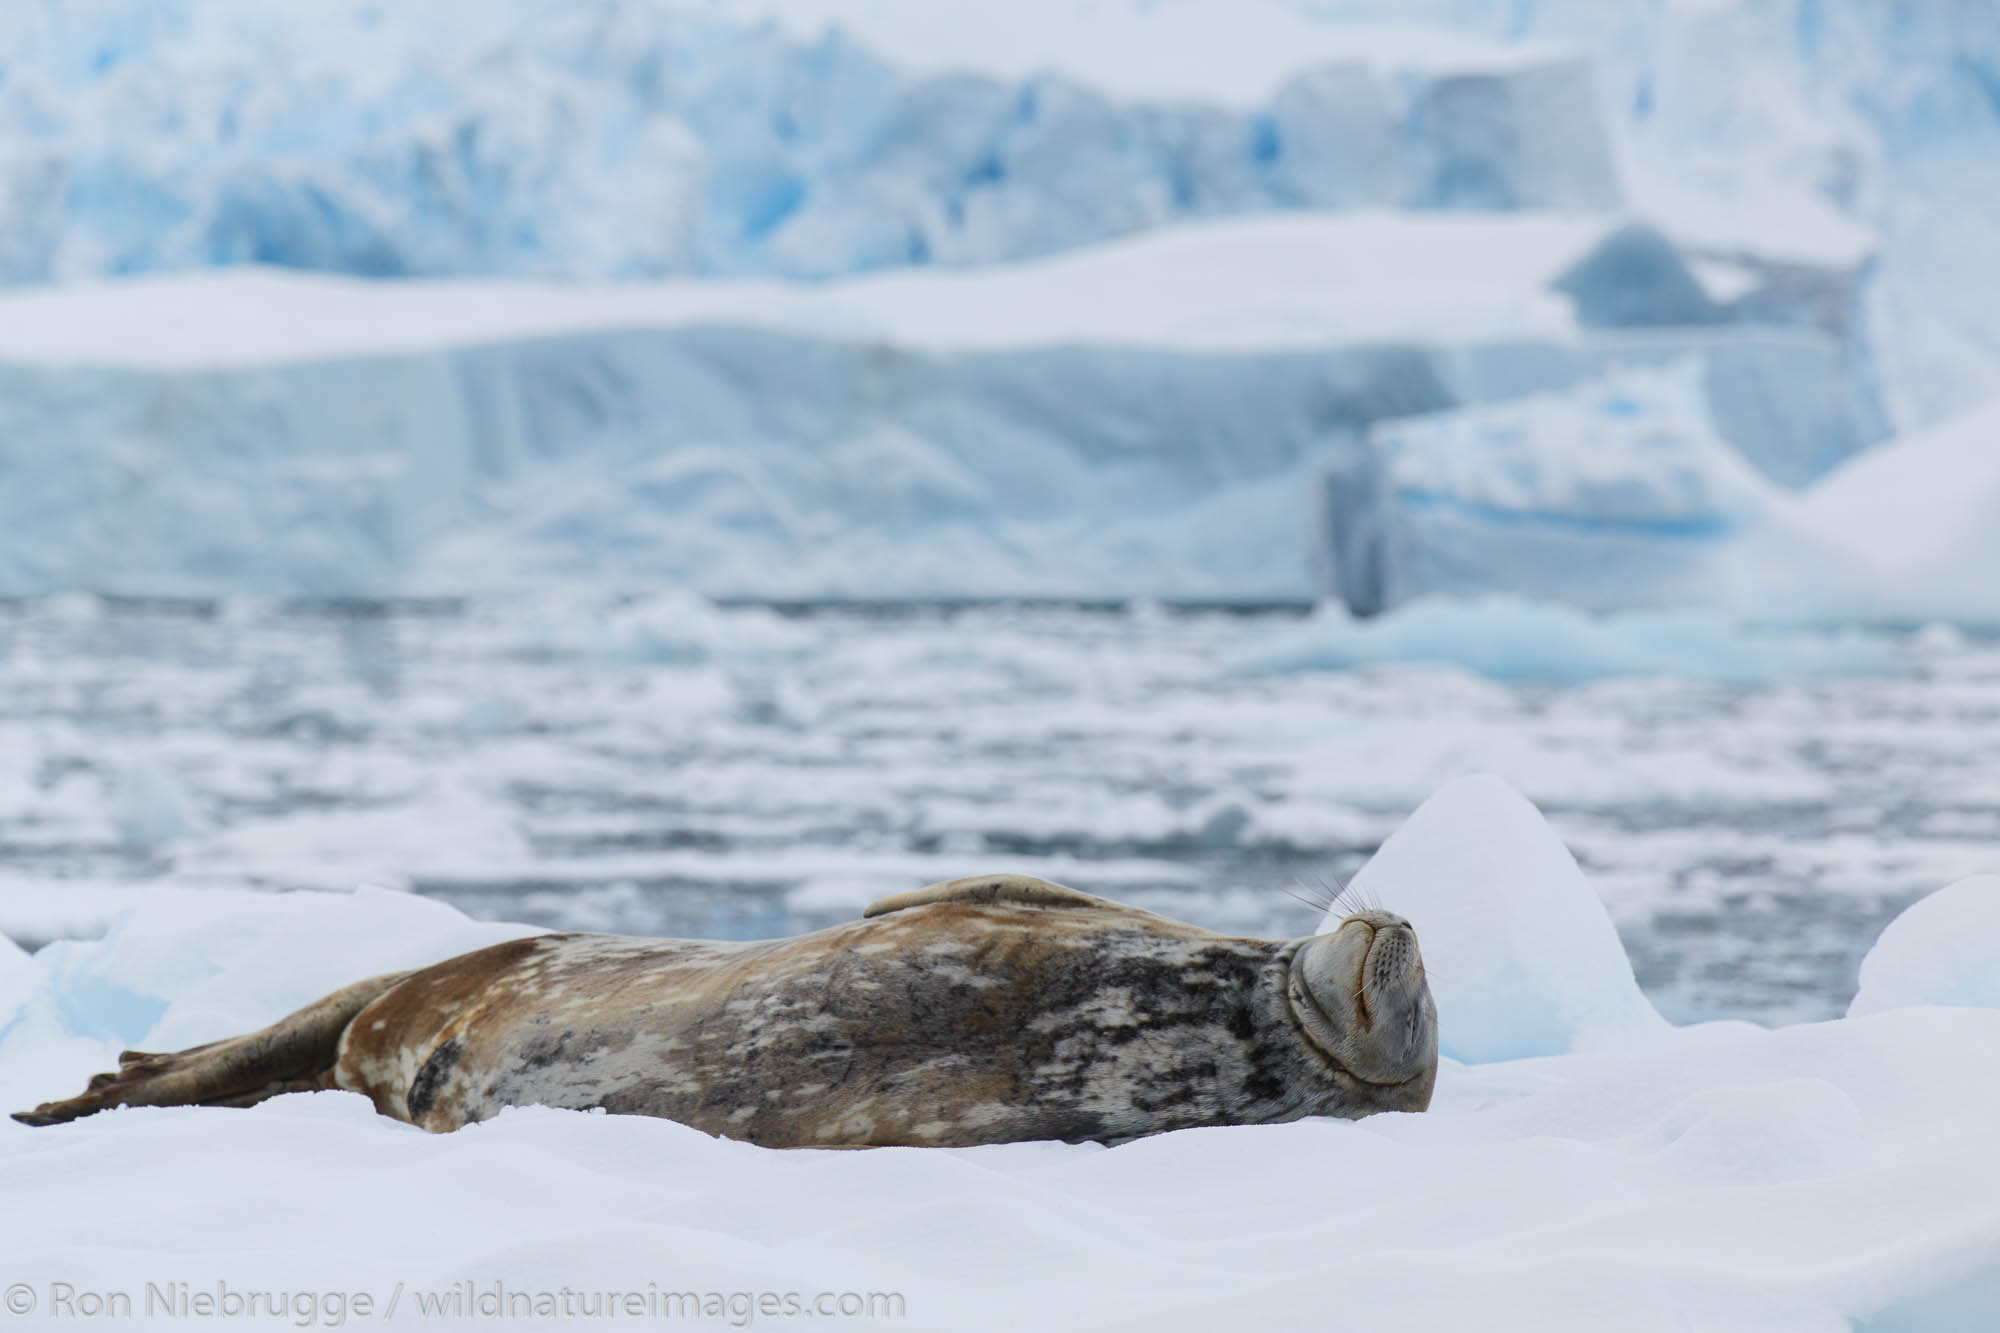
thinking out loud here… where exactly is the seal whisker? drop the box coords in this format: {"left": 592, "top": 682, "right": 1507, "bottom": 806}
{"left": 1283, "top": 881, "right": 1338, "bottom": 918}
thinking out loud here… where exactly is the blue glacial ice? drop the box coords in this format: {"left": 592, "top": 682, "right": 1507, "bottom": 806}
{"left": 5, "top": 0, "right": 1998, "bottom": 432}
{"left": 1316, "top": 358, "right": 1846, "bottom": 616}
{"left": 0, "top": 227, "right": 1885, "bottom": 604}
{"left": 0, "top": 1, "right": 1621, "bottom": 285}
{"left": 0, "top": 1, "right": 1992, "bottom": 623}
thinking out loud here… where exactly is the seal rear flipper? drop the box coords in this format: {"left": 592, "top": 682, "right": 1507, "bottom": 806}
{"left": 864, "top": 873, "right": 1139, "bottom": 919}
{"left": 11, "top": 970, "right": 413, "bottom": 1127}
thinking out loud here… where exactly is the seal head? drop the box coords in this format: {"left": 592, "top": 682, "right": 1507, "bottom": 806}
{"left": 1288, "top": 909, "right": 1437, "bottom": 1097}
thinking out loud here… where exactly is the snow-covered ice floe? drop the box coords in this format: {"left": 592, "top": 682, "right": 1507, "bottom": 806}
{"left": 4, "top": 775, "right": 1998, "bottom": 1330}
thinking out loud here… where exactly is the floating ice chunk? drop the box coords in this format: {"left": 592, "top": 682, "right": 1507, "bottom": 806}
{"left": 1848, "top": 876, "right": 2000, "bottom": 1018}
{"left": 1325, "top": 774, "right": 1665, "bottom": 1063}
{"left": 1231, "top": 596, "right": 1899, "bottom": 684}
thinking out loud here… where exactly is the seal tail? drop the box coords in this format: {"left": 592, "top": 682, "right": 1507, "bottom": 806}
{"left": 11, "top": 970, "right": 413, "bottom": 1127}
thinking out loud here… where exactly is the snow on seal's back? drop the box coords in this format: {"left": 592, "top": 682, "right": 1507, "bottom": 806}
{"left": 1848, "top": 875, "right": 2000, "bottom": 1018}
{"left": 1323, "top": 774, "right": 1664, "bottom": 1063}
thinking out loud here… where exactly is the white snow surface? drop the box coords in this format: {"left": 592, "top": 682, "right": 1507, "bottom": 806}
{"left": 1849, "top": 876, "right": 2000, "bottom": 1019}
{"left": 5, "top": 783, "right": 2000, "bottom": 1330}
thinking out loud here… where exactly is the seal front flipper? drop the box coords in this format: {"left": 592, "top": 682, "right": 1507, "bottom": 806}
{"left": 863, "top": 873, "right": 1134, "bottom": 919}
{"left": 11, "top": 970, "right": 412, "bottom": 1127}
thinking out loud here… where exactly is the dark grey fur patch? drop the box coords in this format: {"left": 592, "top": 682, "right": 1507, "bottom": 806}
{"left": 406, "top": 1038, "right": 463, "bottom": 1120}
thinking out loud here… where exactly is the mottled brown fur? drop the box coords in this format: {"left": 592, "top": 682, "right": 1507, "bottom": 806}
{"left": 16, "top": 876, "right": 1438, "bottom": 1146}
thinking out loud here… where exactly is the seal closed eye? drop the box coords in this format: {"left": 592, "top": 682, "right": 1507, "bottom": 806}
{"left": 15, "top": 875, "right": 1439, "bottom": 1147}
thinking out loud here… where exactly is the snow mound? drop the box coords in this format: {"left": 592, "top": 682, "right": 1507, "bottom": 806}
{"left": 1848, "top": 876, "right": 2000, "bottom": 1019}
{"left": 19, "top": 888, "right": 539, "bottom": 1057}
{"left": 1326, "top": 774, "right": 1664, "bottom": 1063}
{"left": 1232, "top": 596, "right": 1899, "bottom": 684}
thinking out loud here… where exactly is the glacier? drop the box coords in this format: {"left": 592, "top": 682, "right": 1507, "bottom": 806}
{"left": 3, "top": 0, "right": 1997, "bottom": 428}
{"left": 0, "top": 0, "right": 1627, "bottom": 284}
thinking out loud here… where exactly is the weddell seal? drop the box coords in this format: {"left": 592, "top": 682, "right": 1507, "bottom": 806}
{"left": 14, "top": 875, "right": 1437, "bottom": 1146}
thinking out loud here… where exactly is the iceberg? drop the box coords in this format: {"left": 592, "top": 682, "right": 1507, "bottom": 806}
{"left": 0, "top": 221, "right": 1883, "bottom": 602}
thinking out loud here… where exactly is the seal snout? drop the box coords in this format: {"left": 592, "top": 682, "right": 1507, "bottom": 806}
{"left": 1362, "top": 918, "right": 1422, "bottom": 998}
